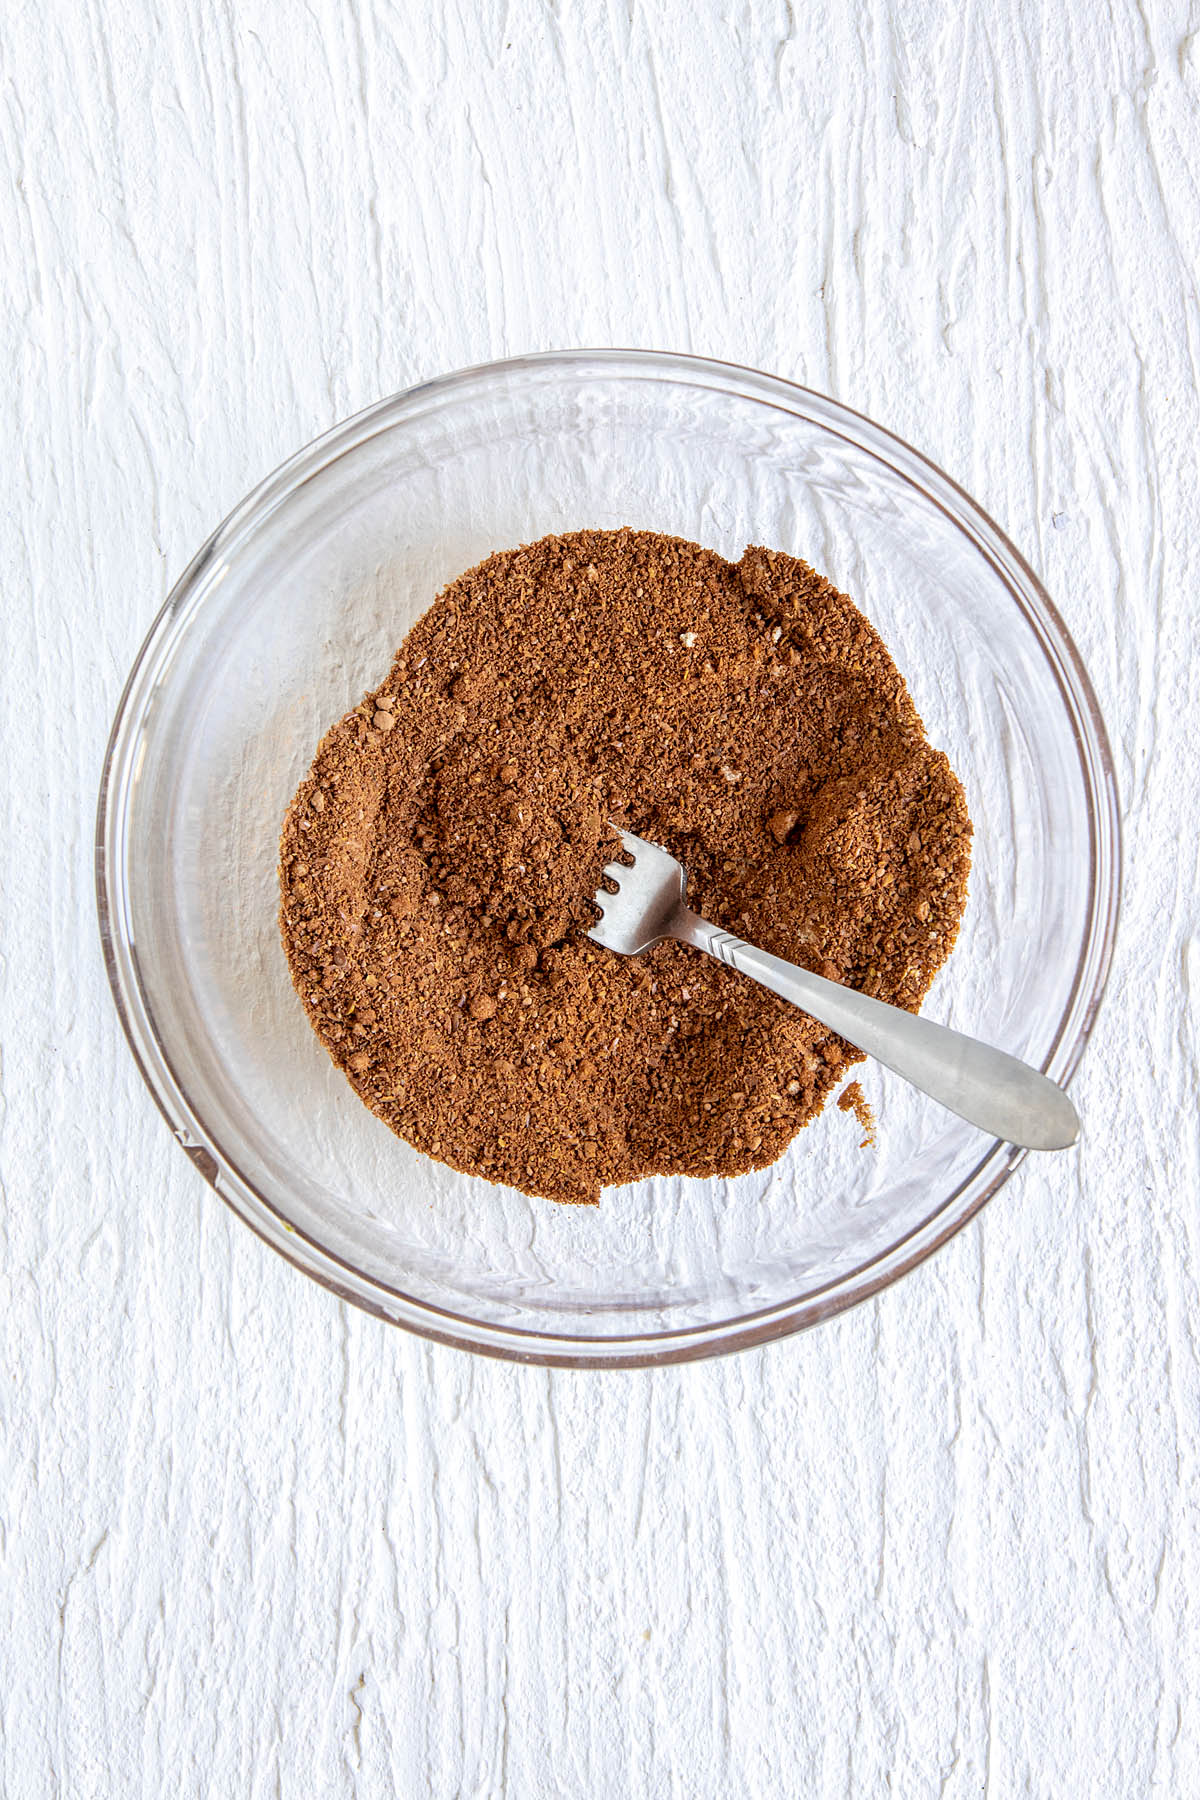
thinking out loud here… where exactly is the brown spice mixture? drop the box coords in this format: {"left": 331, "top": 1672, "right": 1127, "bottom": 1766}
{"left": 837, "top": 1080, "right": 876, "bottom": 1147}
{"left": 279, "top": 529, "right": 971, "bottom": 1204}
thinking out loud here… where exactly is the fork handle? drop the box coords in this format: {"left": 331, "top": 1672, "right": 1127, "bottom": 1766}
{"left": 671, "top": 909, "right": 1079, "bottom": 1151}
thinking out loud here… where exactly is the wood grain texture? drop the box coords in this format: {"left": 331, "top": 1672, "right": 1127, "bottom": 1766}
{"left": 2, "top": 0, "right": 1198, "bottom": 1793}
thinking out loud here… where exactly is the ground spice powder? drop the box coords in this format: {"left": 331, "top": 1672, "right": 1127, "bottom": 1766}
{"left": 837, "top": 1079, "right": 876, "bottom": 1147}
{"left": 279, "top": 529, "right": 971, "bottom": 1204}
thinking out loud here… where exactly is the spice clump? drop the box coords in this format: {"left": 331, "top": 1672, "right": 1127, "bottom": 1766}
{"left": 279, "top": 529, "right": 971, "bottom": 1203}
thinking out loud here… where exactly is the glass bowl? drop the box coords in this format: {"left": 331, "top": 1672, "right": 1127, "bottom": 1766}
{"left": 96, "top": 351, "right": 1119, "bottom": 1366}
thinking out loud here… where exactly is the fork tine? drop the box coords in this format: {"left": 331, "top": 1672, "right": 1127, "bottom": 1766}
{"left": 602, "top": 861, "right": 629, "bottom": 884}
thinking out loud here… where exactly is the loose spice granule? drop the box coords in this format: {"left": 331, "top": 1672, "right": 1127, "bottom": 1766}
{"left": 278, "top": 528, "right": 971, "bottom": 1204}
{"left": 837, "top": 1079, "right": 876, "bottom": 1145}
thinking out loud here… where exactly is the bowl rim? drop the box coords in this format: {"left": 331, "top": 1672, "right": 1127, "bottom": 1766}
{"left": 95, "top": 347, "right": 1122, "bottom": 1367}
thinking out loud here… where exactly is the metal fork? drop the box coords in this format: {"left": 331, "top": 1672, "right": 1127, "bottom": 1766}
{"left": 588, "top": 828, "right": 1080, "bottom": 1151}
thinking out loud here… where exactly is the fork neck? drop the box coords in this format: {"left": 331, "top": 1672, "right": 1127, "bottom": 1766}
{"left": 670, "top": 904, "right": 739, "bottom": 958}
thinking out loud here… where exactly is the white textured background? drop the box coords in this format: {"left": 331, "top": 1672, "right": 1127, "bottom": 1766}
{"left": 2, "top": 1, "right": 1198, "bottom": 1794}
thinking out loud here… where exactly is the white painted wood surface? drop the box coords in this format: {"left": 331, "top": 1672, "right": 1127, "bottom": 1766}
{"left": 2, "top": 1, "right": 1198, "bottom": 1792}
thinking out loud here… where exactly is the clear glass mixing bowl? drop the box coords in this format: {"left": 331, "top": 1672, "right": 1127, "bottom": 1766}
{"left": 96, "top": 351, "right": 1120, "bottom": 1365}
